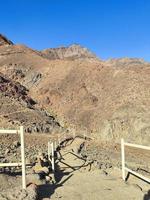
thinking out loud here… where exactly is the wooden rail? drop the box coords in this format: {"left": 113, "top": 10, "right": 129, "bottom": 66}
{"left": 0, "top": 126, "right": 26, "bottom": 189}
{"left": 121, "top": 138, "right": 150, "bottom": 183}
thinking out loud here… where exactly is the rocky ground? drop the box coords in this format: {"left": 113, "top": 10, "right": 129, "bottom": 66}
{"left": 0, "top": 134, "right": 150, "bottom": 199}
{"left": 0, "top": 72, "right": 63, "bottom": 134}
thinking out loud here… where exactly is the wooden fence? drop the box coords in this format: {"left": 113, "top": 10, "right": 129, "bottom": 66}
{"left": 47, "top": 130, "right": 94, "bottom": 174}
{"left": 121, "top": 138, "right": 150, "bottom": 183}
{"left": 0, "top": 126, "right": 26, "bottom": 189}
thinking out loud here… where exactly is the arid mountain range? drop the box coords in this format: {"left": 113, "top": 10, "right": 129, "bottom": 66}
{"left": 0, "top": 34, "right": 149, "bottom": 143}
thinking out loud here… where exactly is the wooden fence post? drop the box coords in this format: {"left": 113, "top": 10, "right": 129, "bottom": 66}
{"left": 48, "top": 141, "right": 51, "bottom": 161}
{"left": 54, "top": 141, "right": 57, "bottom": 151}
{"left": 51, "top": 142, "right": 55, "bottom": 172}
{"left": 121, "top": 138, "right": 125, "bottom": 181}
{"left": 20, "top": 126, "right": 26, "bottom": 189}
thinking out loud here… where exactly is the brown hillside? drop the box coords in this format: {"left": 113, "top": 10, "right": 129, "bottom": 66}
{"left": 0, "top": 35, "right": 150, "bottom": 143}
{"left": 0, "top": 72, "right": 62, "bottom": 134}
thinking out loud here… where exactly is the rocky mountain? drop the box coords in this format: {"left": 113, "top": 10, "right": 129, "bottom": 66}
{"left": 104, "top": 57, "right": 146, "bottom": 67}
{"left": 0, "top": 34, "right": 150, "bottom": 143}
{"left": 41, "top": 44, "right": 98, "bottom": 60}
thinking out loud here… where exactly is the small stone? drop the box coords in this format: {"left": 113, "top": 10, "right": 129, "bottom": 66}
{"left": 13, "top": 141, "right": 20, "bottom": 148}
{"left": 33, "top": 163, "right": 49, "bottom": 174}
{"left": 5, "top": 149, "right": 10, "bottom": 155}
{"left": 26, "top": 158, "right": 31, "bottom": 165}
{"left": 41, "top": 167, "right": 49, "bottom": 174}
{"left": 45, "top": 175, "right": 51, "bottom": 182}
{"left": 13, "top": 153, "right": 17, "bottom": 157}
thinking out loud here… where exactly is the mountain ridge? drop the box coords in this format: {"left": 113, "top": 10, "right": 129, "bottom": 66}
{"left": 41, "top": 44, "right": 99, "bottom": 61}
{"left": 0, "top": 34, "right": 149, "bottom": 143}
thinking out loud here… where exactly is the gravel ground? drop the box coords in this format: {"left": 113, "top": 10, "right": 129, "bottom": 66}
{"left": 0, "top": 134, "right": 150, "bottom": 199}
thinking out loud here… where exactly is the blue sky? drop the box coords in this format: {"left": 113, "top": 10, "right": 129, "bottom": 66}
{"left": 1, "top": 0, "right": 150, "bottom": 61}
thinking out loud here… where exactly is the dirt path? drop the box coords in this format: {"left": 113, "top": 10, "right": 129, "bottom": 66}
{"left": 46, "top": 138, "right": 150, "bottom": 200}
{"left": 1, "top": 135, "right": 150, "bottom": 199}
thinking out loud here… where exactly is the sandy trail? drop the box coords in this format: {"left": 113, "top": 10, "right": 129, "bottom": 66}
{"left": 1, "top": 135, "right": 150, "bottom": 200}
{"left": 43, "top": 138, "right": 150, "bottom": 200}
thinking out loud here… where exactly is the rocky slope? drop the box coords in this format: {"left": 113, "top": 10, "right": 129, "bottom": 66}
{"left": 41, "top": 44, "right": 98, "bottom": 60}
{"left": 0, "top": 72, "right": 62, "bottom": 133}
{"left": 0, "top": 34, "right": 13, "bottom": 46}
{"left": 0, "top": 34, "right": 150, "bottom": 143}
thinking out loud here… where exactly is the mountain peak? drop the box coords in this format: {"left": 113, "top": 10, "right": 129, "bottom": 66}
{"left": 41, "top": 44, "right": 99, "bottom": 61}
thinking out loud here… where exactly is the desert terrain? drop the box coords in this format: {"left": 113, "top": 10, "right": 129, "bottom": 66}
{"left": 0, "top": 34, "right": 150, "bottom": 199}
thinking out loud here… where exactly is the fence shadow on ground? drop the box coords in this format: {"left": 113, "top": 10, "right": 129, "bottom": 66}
{"left": 125, "top": 172, "right": 150, "bottom": 200}
{"left": 143, "top": 190, "right": 150, "bottom": 200}
{"left": 37, "top": 164, "right": 74, "bottom": 200}
{"left": 0, "top": 170, "right": 22, "bottom": 176}
{"left": 37, "top": 150, "right": 89, "bottom": 199}
{"left": 126, "top": 172, "right": 150, "bottom": 184}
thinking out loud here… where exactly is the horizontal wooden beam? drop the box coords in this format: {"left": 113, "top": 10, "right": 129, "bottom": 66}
{"left": 0, "top": 163, "right": 22, "bottom": 167}
{"left": 124, "top": 142, "right": 150, "bottom": 150}
{"left": 0, "top": 130, "right": 20, "bottom": 134}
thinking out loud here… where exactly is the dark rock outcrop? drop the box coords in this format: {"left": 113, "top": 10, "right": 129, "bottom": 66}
{"left": 0, "top": 34, "right": 13, "bottom": 46}
{"left": 0, "top": 73, "right": 36, "bottom": 108}
{"left": 0, "top": 73, "right": 62, "bottom": 133}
